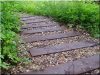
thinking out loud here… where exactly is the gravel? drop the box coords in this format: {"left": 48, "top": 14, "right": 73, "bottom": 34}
{"left": 32, "top": 46, "right": 100, "bottom": 68}
{"left": 9, "top": 45, "right": 99, "bottom": 74}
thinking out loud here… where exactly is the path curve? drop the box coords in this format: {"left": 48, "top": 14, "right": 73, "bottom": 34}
{"left": 18, "top": 13, "right": 100, "bottom": 74}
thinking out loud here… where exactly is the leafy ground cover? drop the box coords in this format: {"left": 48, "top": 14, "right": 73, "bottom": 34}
{"left": 0, "top": 1, "right": 21, "bottom": 70}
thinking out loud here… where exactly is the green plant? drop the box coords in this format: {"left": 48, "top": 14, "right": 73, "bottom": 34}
{"left": 1, "top": 1, "right": 21, "bottom": 69}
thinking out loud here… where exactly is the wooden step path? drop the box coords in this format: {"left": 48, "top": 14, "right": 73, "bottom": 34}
{"left": 21, "top": 26, "right": 62, "bottom": 34}
{"left": 21, "top": 54, "right": 100, "bottom": 74}
{"left": 20, "top": 15, "right": 99, "bottom": 74}
{"left": 21, "top": 25, "right": 60, "bottom": 31}
{"left": 21, "top": 19, "right": 49, "bottom": 24}
{"left": 20, "top": 16, "right": 47, "bottom": 21}
{"left": 22, "top": 31, "right": 80, "bottom": 42}
{"left": 21, "top": 18, "right": 50, "bottom": 24}
{"left": 29, "top": 40, "right": 98, "bottom": 56}
{"left": 21, "top": 24, "right": 57, "bottom": 29}
{"left": 21, "top": 22, "right": 58, "bottom": 28}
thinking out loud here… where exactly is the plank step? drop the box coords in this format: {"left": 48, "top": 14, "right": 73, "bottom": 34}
{"left": 20, "top": 16, "right": 46, "bottom": 21}
{"left": 21, "top": 24, "right": 57, "bottom": 29}
{"left": 21, "top": 22, "right": 58, "bottom": 28}
{"left": 22, "top": 54, "right": 100, "bottom": 74}
{"left": 21, "top": 26, "right": 62, "bottom": 34}
{"left": 21, "top": 25, "right": 60, "bottom": 31}
{"left": 21, "top": 18, "right": 49, "bottom": 23}
{"left": 22, "top": 31, "right": 81, "bottom": 43}
{"left": 20, "top": 16, "right": 32, "bottom": 18}
{"left": 21, "top": 19, "right": 50, "bottom": 24}
{"left": 29, "top": 40, "right": 98, "bottom": 56}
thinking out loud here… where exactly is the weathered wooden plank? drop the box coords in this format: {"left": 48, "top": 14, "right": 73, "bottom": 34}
{"left": 21, "top": 54, "right": 100, "bottom": 74}
{"left": 29, "top": 40, "right": 97, "bottom": 56}
{"left": 20, "top": 16, "right": 46, "bottom": 21}
{"left": 21, "top": 24, "right": 57, "bottom": 29}
{"left": 21, "top": 25, "right": 60, "bottom": 31}
{"left": 22, "top": 31, "right": 81, "bottom": 43}
{"left": 20, "top": 15, "right": 32, "bottom": 18}
{"left": 21, "top": 19, "right": 49, "bottom": 24}
{"left": 21, "top": 18, "right": 48, "bottom": 22}
{"left": 21, "top": 26, "right": 62, "bottom": 34}
{"left": 21, "top": 22, "right": 58, "bottom": 28}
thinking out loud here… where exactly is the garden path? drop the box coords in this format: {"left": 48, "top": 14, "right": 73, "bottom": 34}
{"left": 19, "top": 13, "right": 100, "bottom": 74}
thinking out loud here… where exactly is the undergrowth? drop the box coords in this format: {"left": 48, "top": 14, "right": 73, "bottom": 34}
{"left": 17, "top": 1, "right": 100, "bottom": 38}
{"left": 0, "top": 1, "right": 21, "bottom": 70}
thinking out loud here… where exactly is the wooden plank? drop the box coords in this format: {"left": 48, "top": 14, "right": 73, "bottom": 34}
{"left": 21, "top": 22, "right": 58, "bottom": 28}
{"left": 21, "top": 25, "right": 60, "bottom": 31}
{"left": 21, "top": 54, "right": 100, "bottom": 74}
{"left": 20, "top": 16, "right": 46, "bottom": 21}
{"left": 21, "top": 19, "right": 49, "bottom": 24}
{"left": 20, "top": 15, "right": 32, "bottom": 18}
{"left": 22, "top": 31, "right": 81, "bottom": 43}
{"left": 21, "top": 25, "right": 57, "bottom": 30}
{"left": 21, "top": 26, "right": 62, "bottom": 34}
{"left": 21, "top": 17, "right": 47, "bottom": 21}
{"left": 20, "top": 16, "right": 35, "bottom": 18}
{"left": 29, "top": 40, "right": 98, "bottom": 56}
